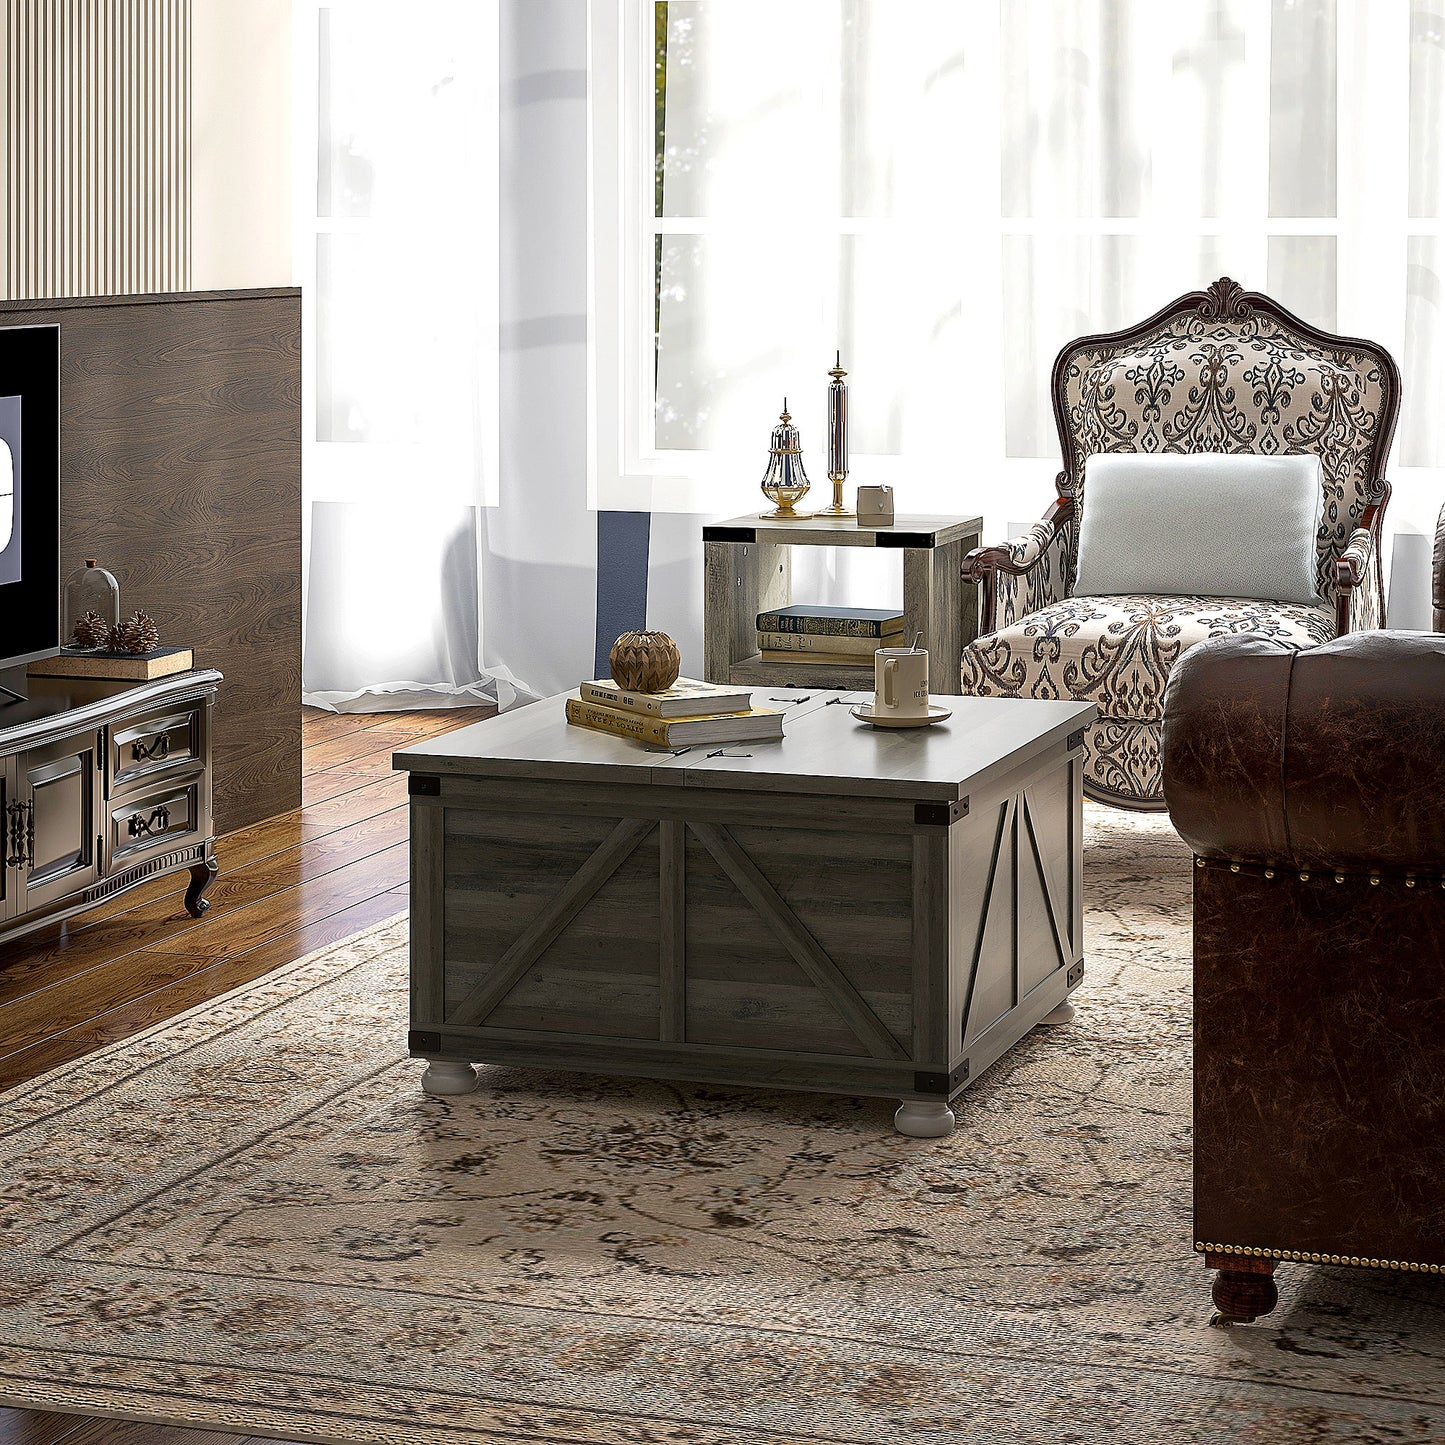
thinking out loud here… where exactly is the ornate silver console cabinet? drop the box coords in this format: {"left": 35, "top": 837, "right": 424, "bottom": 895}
{"left": 0, "top": 667, "right": 222, "bottom": 946}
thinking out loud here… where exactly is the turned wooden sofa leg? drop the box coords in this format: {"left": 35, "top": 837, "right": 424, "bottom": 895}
{"left": 1206, "top": 1252, "right": 1278, "bottom": 1325}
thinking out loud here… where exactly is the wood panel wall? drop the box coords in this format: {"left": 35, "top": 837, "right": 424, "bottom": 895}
{"left": 0, "top": 287, "right": 301, "bottom": 832}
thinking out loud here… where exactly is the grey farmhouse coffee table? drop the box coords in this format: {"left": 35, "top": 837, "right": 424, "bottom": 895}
{"left": 395, "top": 690, "right": 1095, "bottom": 1137}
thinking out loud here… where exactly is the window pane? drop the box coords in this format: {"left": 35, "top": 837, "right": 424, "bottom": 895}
{"left": 1001, "top": 0, "right": 1260, "bottom": 220}
{"left": 317, "top": 233, "right": 484, "bottom": 453}
{"left": 1001, "top": 234, "right": 1256, "bottom": 458}
{"left": 1266, "top": 235, "right": 1336, "bottom": 328}
{"left": 656, "top": 0, "right": 967, "bottom": 219}
{"left": 1410, "top": 1, "right": 1445, "bottom": 217}
{"left": 655, "top": 232, "right": 824, "bottom": 452}
{"left": 1402, "top": 237, "right": 1445, "bottom": 466}
{"left": 657, "top": 2, "right": 826, "bottom": 220}
{"left": 317, "top": 5, "right": 487, "bottom": 220}
{"left": 1268, "top": 0, "right": 1336, "bottom": 218}
{"left": 655, "top": 231, "right": 962, "bottom": 462}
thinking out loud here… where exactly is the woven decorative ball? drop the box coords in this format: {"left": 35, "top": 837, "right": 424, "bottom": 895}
{"left": 609, "top": 629, "right": 681, "bottom": 692}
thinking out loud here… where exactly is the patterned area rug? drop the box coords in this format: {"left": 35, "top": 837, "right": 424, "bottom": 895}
{"left": 1, "top": 806, "right": 1442, "bottom": 1445}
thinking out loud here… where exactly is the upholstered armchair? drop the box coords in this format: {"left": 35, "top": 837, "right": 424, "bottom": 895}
{"left": 960, "top": 277, "right": 1400, "bottom": 809}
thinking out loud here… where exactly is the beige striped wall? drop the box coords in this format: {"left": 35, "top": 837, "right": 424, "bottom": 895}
{"left": 5, "top": 0, "right": 191, "bottom": 300}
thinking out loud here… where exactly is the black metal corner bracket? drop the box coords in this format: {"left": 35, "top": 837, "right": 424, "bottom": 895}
{"left": 914, "top": 1060, "right": 970, "bottom": 1096}
{"left": 914, "top": 798, "right": 969, "bottom": 827}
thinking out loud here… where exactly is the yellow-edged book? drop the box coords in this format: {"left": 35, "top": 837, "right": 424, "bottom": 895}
{"left": 565, "top": 696, "right": 782, "bottom": 746}
{"left": 757, "top": 630, "right": 893, "bottom": 656}
{"left": 759, "top": 648, "right": 873, "bottom": 668}
{"left": 579, "top": 675, "right": 752, "bottom": 717}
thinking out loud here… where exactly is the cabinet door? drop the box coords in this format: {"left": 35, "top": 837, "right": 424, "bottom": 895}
{"left": 14, "top": 731, "right": 101, "bottom": 913}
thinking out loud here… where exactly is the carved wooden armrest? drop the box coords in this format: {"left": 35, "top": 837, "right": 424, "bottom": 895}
{"left": 1334, "top": 486, "right": 1389, "bottom": 635}
{"left": 1335, "top": 528, "right": 1371, "bottom": 585}
{"left": 962, "top": 496, "right": 1073, "bottom": 635}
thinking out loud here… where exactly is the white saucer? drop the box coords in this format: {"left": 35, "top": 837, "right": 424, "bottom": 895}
{"left": 851, "top": 702, "right": 952, "bottom": 729}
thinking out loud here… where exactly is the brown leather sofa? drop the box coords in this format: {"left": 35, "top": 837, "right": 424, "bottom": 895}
{"left": 1161, "top": 631, "right": 1445, "bottom": 1323}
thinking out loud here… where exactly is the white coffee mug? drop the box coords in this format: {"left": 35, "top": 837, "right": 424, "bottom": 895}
{"left": 874, "top": 647, "right": 929, "bottom": 719}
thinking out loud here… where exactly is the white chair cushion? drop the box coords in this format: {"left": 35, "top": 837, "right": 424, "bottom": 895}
{"left": 1073, "top": 452, "right": 1324, "bottom": 607}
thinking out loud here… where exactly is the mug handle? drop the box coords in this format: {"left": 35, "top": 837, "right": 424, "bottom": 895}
{"left": 883, "top": 657, "right": 898, "bottom": 709}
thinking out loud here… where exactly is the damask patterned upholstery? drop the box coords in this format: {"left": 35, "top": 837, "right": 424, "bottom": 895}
{"left": 1434, "top": 502, "right": 1445, "bottom": 631}
{"left": 962, "top": 594, "right": 1335, "bottom": 805}
{"left": 960, "top": 277, "right": 1399, "bottom": 809}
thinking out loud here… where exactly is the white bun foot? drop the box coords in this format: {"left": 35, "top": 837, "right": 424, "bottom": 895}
{"left": 1042, "top": 1000, "right": 1077, "bottom": 1025}
{"left": 421, "top": 1059, "right": 478, "bottom": 1095}
{"left": 894, "top": 1100, "right": 956, "bottom": 1138}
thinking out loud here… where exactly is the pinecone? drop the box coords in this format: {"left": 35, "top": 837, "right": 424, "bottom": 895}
{"left": 109, "top": 609, "right": 161, "bottom": 655}
{"left": 72, "top": 610, "right": 111, "bottom": 649}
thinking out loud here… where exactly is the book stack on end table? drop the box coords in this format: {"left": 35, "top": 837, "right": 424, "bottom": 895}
{"left": 565, "top": 677, "right": 783, "bottom": 748}
{"left": 758, "top": 605, "right": 904, "bottom": 669}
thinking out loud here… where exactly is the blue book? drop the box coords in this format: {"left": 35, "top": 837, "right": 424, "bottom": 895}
{"left": 755, "top": 604, "right": 906, "bottom": 638}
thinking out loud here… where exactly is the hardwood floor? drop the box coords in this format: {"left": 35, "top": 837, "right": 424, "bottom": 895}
{"left": 0, "top": 703, "right": 491, "bottom": 1445}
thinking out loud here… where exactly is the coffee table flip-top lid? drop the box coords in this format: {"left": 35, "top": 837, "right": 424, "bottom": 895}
{"left": 395, "top": 692, "right": 1096, "bottom": 804}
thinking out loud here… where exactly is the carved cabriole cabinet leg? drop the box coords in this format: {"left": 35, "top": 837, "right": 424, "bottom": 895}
{"left": 184, "top": 856, "right": 218, "bottom": 917}
{"left": 1206, "top": 1252, "right": 1279, "bottom": 1325}
{"left": 420, "top": 1059, "right": 478, "bottom": 1095}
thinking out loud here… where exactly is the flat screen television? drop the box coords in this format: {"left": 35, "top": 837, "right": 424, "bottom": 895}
{"left": 0, "top": 323, "right": 60, "bottom": 675}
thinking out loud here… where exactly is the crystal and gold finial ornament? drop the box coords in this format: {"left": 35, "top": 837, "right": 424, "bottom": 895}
{"left": 821, "top": 351, "right": 854, "bottom": 516}
{"left": 759, "top": 397, "right": 813, "bottom": 519}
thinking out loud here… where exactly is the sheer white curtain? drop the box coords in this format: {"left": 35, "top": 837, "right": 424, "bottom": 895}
{"left": 623, "top": 0, "right": 1445, "bottom": 628}
{"left": 299, "top": 0, "right": 610, "bottom": 709}
{"left": 296, "top": 1, "right": 536, "bottom": 711}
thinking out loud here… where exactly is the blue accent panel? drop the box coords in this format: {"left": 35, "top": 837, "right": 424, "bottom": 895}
{"left": 595, "top": 510, "right": 653, "bottom": 679}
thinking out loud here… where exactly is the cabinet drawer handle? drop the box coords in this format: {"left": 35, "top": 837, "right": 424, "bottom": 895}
{"left": 131, "top": 734, "right": 171, "bottom": 763}
{"left": 5, "top": 801, "right": 32, "bottom": 869}
{"left": 127, "top": 804, "right": 171, "bottom": 839}
{"left": 5, "top": 802, "right": 35, "bottom": 870}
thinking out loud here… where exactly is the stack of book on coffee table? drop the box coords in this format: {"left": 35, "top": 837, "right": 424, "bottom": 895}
{"left": 566, "top": 677, "right": 784, "bottom": 747}
{"left": 756, "top": 604, "right": 904, "bottom": 666}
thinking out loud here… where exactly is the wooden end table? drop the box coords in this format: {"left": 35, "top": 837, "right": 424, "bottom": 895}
{"left": 702, "top": 512, "right": 983, "bottom": 696}
{"left": 397, "top": 689, "right": 1093, "bottom": 1137}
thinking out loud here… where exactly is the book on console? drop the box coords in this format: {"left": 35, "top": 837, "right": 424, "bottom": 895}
{"left": 565, "top": 696, "right": 783, "bottom": 746}
{"left": 579, "top": 676, "right": 752, "bottom": 718}
{"left": 758, "top": 648, "right": 875, "bottom": 669}
{"left": 756, "top": 629, "right": 893, "bottom": 656}
{"left": 755, "top": 604, "right": 906, "bottom": 638}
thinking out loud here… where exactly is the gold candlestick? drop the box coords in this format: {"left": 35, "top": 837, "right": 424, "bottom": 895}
{"left": 821, "top": 351, "right": 854, "bottom": 516}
